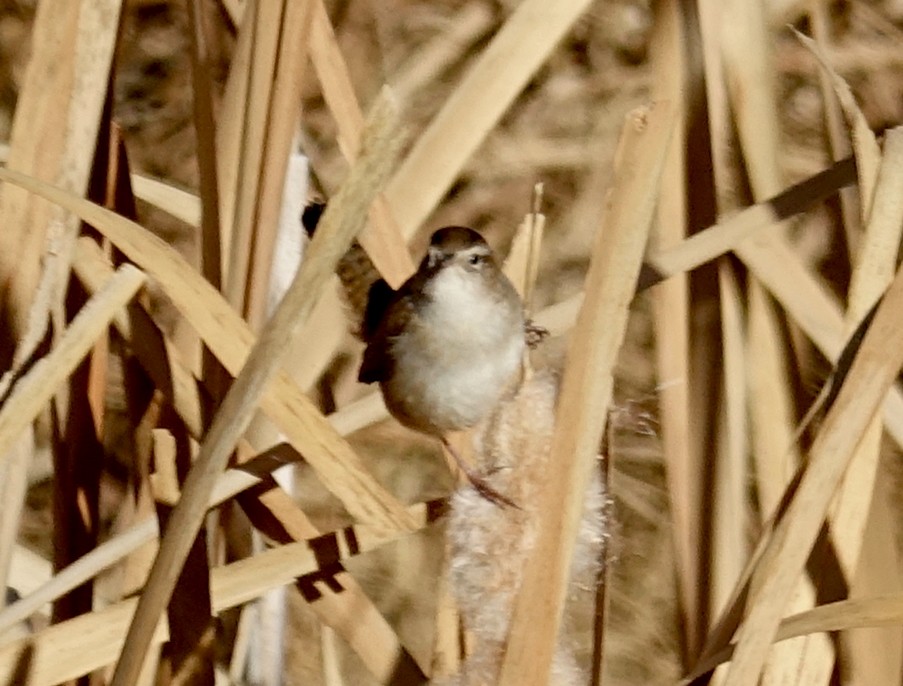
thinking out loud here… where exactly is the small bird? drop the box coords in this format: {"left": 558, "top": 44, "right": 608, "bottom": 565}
{"left": 358, "top": 227, "right": 528, "bottom": 506}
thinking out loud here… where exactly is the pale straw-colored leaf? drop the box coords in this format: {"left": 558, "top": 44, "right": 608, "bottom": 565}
{"left": 0, "top": 158, "right": 411, "bottom": 536}
{"left": 0, "top": 264, "right": 145, "bottom": 468}
{"left": 686, "top": 592, "right": 903, "bottom": 683}
{"left": 712, "top": 263, "right": 748, "bottom": 617}
{"left": 795, "top": 29, "right": 881, "bottom": 221}
{"left": 383, "top": 0, "right": 595, "bottom": 240}
{"left": 0, "top": 499, "right": 436, "bottom": 684}
{"left": 130, "top": 174, "right": 201, "bottom": 227}
{"left": 109, "top": 89, "right": 411, "bottom": 686}
{"left": 723, "top": 224, "right": 903, "bottom": 686}
{"left": 309, "top": 0, "right": 414, "bottom": 290}
{"left": 648, "top": 0, "right": 697, "bottom": 655}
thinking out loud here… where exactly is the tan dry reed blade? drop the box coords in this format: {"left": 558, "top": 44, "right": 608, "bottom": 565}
{"left": 795, "top": 29, "right": 881, "bottom": 219}
{"left": 383, "top": 0, "right": 595, "bottom": 240}
{"left": 223, "top": 0, "right": 284, "bottom": 307}
{"left": 722, "top": 230, "right": 903, "bottom": 686}
{"left": 826, "top": 127, "right": 903, "bottom": 684}
{"left": 108, "top": 88, "right": 410, "bottom": 686}
{"left": 683, "top": 594, "right": 903, "bottom": 683}
{"left": 0, "top": 448, "right": 325, "bottom": 637}
{"left": 712, "top": 263, "right": 749, "bottom": 618}
{"left": 73, "top": 237, "right": 206, "bottom": 436}
{"left": 215, "top": 0, "right": 254, "bottom": 249}
{"left": 537, "top": 156, "right": 857, "bottom": 340}
{"left": 645, "top": 156, "right": 857, "bottom": 284}
{"left": 186, "top": 0, "right": 224, "bottom": 291}
{"left": 829, "top": 128, "right": 903, "bottom": 573}
{"left": 734, "top": 231, "right": 903, "bottom": 450}
{"left": 0, "top": 264, "right": 145, "bottom": 467}
{"left": 242, "top": 0, "right": 314, "bottom": 331}
{"left": 648, "top": 0, "right": 696, "bottom": 657}
{"left": 0, "top": 0, "right": 123, "bottom": 594}
{"left": 497, "top": 103, "right": 674, "bottom": 686}
{"left": 808, "top": 4, "right": 862, "bottom": 251}
{"left": 310, "top": 0, "right": 415, "bottom": 288}
{"left": 0, "top": 0, "right": 122, "bottom": 336}
{"left": 0, "top": 499, "right": 438, "bottom": 684}
{"left": 503, "top": 182, "right": 546, "bottom": 308}
{"left": 722, "top": 0, "right": 782, "bottom": 199}
{"left": 721, "top": 3, "right": 833, "bottom": 678}
{"left": 130, "top": 174, "right": 201, "bottom": 226}
{"left": 0, "top": 157, "right": 412, "bottom": 536}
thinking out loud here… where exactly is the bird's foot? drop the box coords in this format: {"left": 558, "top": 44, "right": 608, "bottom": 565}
{"left": 525, "top": 319, "right": 549, "bottom": 349}
{"left": 442, "top": 437, "right": 519, "bottom": 509}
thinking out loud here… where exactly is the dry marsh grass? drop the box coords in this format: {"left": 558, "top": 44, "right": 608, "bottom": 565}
{"left": 0, "top": 0, "right": 903, "bottom": 685}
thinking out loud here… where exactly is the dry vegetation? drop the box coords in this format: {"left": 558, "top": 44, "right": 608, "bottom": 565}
{"left": 1, "top": 0, "right": 903, "bottom": 684}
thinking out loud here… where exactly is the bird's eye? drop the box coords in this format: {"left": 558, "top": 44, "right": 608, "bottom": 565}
{"left": 468, "top": 254, "right": 482, "bottom": 266}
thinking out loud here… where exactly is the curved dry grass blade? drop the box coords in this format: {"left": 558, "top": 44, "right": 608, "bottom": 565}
{"left": 498, "top": 103, "right": 674, "bottom": 686}
{"left": 683, "top": 594, "right": 903, "bottom": 683}
{"left": 0, "top": 158, "right": 410, "bottom": 534}
{"left": 723, "top": 243, "right": 903, "bottom": 686}
{"left": 109, "top": 88, "right": 411, "bottom": 686}
{"left": 0, "top": 265, "right": 145, "bottom": 466}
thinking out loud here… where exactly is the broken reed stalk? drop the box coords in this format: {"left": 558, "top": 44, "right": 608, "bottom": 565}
{"left": 497, "top": 103, "right": 674, "bottom": 686}
{"left": 107, "top": 88, "right": 407, "bottom": 686}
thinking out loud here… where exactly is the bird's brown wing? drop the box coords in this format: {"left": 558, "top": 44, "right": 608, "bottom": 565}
{"left": 358, "top": 255, "right": 431, "bottom": 384}
{"left": 358, "top": 299, "right": 406, "bottom": 383}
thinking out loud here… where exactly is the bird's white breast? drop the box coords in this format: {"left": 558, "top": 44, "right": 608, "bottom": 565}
{"left": 386, "top": 265, "right": 525, "bottom": 433}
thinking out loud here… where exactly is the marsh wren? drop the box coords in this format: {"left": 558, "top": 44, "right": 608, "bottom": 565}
{"left": 358, "top": 227, "right": 528, "bottom": 506}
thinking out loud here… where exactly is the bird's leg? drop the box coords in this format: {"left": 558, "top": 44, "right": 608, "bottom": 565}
{"left": 441, "top": 437, "right": 519, "bottom": 509}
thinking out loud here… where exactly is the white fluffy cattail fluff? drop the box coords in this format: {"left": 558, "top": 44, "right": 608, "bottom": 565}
{"left": 437, "top": 370, "right": 610, "bottom": 685}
